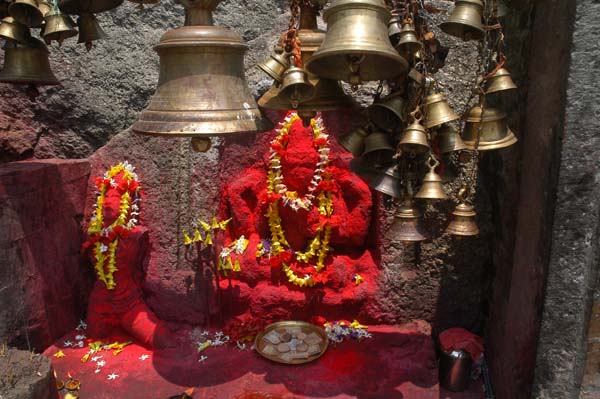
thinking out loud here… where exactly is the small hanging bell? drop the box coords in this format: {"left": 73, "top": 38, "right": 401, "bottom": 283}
{"left": 0, "top": 16, "right": 31, "bottom": 44}
{"left": 77, "top": 14, "right": 106, "bottom": 51}
{"left": 58, "top": 0, "right": 124, "bottom": 15}
{"left": 485, "top": 67, "right": 517, "bottom": 94}
{"left": 462, "top": 104, "right": 517, "bottom": 150}
{"left": 369, "top": 164, "right": 402, "bottom": 198}
{"left": 424, "top": 91, "right": 459, "bottom": 129}
{"left": 399, "top": 108, "right": 430, "bottom": 155}
{"left": 446, "top": 201, "right": 479, "bottom": 236}
{"left": 388, "top": 14, "right": 402, "bottom": 46}
{"left": 415, "top": 156, "right": 447, "bottom": 200}
{"left": 368, "top": 91, "right": 407, "bottom": 132}
{"left": 37, "top": 1, "right": 53, "bottom": 16}
{"left": 8, "top": 0, "right": 44, "bottom": 28}
{"left": 389, "top": 202, "right": 428, "bottom": 242}
{"left": 305, "top": 0, "right": 408, "bottom": 84}
{"left": 257, "top": 50, "right": 291, "bottom": 83}
{"left": 43, "top": 10, "right": 77, "bottom": 46}
{"left": 435, "top": 124, "right": 467, "bottom": 154}
{"left": 396, "top": 19, "right": 421, "bottom": 56}
{"left": 362, "top": 130, "right": 395, "bottom": 166}
{"left": 338, "top": 125, "right": 369, "bottom": 156}
{"left": 0, "top": 37, "right": 60, "bottom": 85}
{"left": 278, "top": 65, "right": 316, "bottom": 109}
{"left": 440, "top": 0, "right": 484, "bottom": 41}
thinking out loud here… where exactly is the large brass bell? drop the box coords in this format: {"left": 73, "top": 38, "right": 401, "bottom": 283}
{"left": 396, "top": 19, "right": 421, "bottom": 56}
{"left": 8, "top": 0, "right": 44, "bottom": 28}
{"left": 440, "top": 0, "right": 484, "bottom": 41}
{"left": 368, "top": 91, "right": 406, "bottom": 132}
{"left": 258, "top": 2, "right": 354, "bottom": 121}
{"left": 424, "top": 91, "right": 459, "bottom": 129}
{"left": 415, "top": 156, "right": 447, "bottom": 200}
{"left": 338, "top": 125, "right": 369, "bottom": 156}
{"left": 133, "top": 0, "right": 271, "bottom": 137}
{"left": 362, "top": 130, "right": 395, "bottom": 166}
{"left": 278, "top": 65, "right": 316, "bottom": 109}
{"left": 399, "top": 109, "right": 430, "bottom": 155}
{"left": 485, "top": 67, "right": 517, "bottom": 94}
{"left": 58, "top": 0, "right": 124, "bottom": 14}
{"left": 305, "top": 0, "right": 408, "bottom": 85}
{"left": 389, "top": 202, "right": 427, "bottom": 242}
{"left": 435, "top": 124, "right": 467, "bottom": 154}
{"left": 77, "top": 14, "right": 106, "bottom": 50}
{"left": 0, "top": 17, "right": 31, "bottom": 44}
{"left": 0, "top": 37, "right": 59, "bottom": 85}
{"left": 257, "top": 50, "right": 291, "bottom": 82}
{"left": 369, "top": 164, "right": 402, "bottom": 198}
{"left": 462, "top": 104, "right": 517, "bottom": 150}
{"left": 43, "top": 10, "right": 77, "bottom": 46}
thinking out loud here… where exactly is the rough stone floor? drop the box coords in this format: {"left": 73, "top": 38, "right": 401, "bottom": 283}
{"left": 44, "top": 324, "right": 484, "bottom": 399}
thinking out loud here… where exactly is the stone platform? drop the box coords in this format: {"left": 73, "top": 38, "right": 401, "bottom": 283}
{"left": 44, "top": 322, "right": 484, "bottom": 399}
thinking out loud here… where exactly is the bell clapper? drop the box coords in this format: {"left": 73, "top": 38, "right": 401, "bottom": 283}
{"left": 191, "top": 137, "right": 212, "bottom": 153}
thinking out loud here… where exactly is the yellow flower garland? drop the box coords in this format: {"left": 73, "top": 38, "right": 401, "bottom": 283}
{"left": 265, "top": 113, "right": 335, "bottom": 287}
{"left": 87, "top": 162, "right": 140, "bottom": 290}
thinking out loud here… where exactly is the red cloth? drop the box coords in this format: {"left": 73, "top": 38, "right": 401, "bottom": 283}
{"left": 439, "top": 327, "right": 484, "bottom": 361}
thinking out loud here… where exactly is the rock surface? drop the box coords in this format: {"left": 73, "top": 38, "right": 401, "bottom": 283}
{"left": 0, "top": 348, "right": 58, "bottom": 399}
{"left": 0, "top": 159, "right": 93, "bottom": 350}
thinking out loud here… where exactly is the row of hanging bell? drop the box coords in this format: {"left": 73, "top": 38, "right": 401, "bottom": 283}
{"left": 258, "top": 1, "right": 354, "bottom": 124}
{"left": 132, "top": 0, "right": 271, "bottom": 146}
{"left": 304, "top": 0, "right": 409, "bottom": 86}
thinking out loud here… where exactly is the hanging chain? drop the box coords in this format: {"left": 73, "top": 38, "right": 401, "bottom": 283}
{"left": 284, "top": 0, "right": 302, "bottom": 66}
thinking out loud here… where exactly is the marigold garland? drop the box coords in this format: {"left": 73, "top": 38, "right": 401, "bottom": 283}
{"left": 264, "top": 112, "right": 335, "bottom": 287}
{"left": 84, "top": 161, "right": 141, "bottom": 290}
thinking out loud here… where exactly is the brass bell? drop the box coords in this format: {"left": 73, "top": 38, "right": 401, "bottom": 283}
{"left": 435, "top": 124, "right": 467, "bottom": 154}
{"left": 8, "top": 0, "right": 44, "bottom": 28}
{"left": 305, "top": 0, "right": 408, "bottom": 84}
{"left": 446, "top": 201, "right": 479, "bottom": 236}
{"left": 257, "top": 50, "right": 291, "bottom": 82}
{"left": 462, "top": 104, "right": 517, "bottom": 150}
{"left": 368, "top": 91, "right": 407, "bottom": 132}
{"left": 485, "top": 67, "right": 517, "bottom": 94}
{"left": 349, "top": 156, "right": 380, "bottom": 184}
{"left": 77, "top": 14, "right": 106, "bottom": 50}
{"left": 338, "top": 125, "right": 369, "bottom": 156}
{"left": 424, "top": 91, "right": 459, "bottom": 129}
{"left": 388, "top": 14, "right": 402, "bottom": 46}
{"left": 0, "top": 37, "right": 59, "bottom": 85}
{"left": 0, "top": 17, "right": 31, "bottom": 44}
{"left": 399, "top": 109, "right": 430, "bottom": 155}
{"left": 43, "top": 10, "right": 77, "bottom": 46}
{"left": 258, "top": 1, "right": 354, "bottom": 118}
{"left": 58, "top": 0, "right": 124, "bottom": 14}
{"left": 389, "top": 202, "right": 427, "bottom": 242}
{"left": 369, "top": 164, "right": 402, "bottom": 198}
{"left": 362, "top": 130, "right": 395, "bottom": 166}
{"left": 37, "top": 1, "right": 53, "bottom": 16}
{"left": 440, "top": 0, "right": 484, "bottom": 41}
{"left": 132, "top": 0, "right": 272, "bottom": 138}
{"left": 396, "top": 19, "right": 421, "bottom": 56}
{"left": 278, "top": 65, "right": 316, "bottom": 109}
{"left": 415, "top": 157, "right": 447, "bottom": 200}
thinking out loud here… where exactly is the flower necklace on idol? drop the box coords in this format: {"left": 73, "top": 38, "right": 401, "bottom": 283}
{"left": 264, "top": 112, "right": 335, "bottom": 287}
{"left": 85, "top": 162, "right": 141, "bottom": 290}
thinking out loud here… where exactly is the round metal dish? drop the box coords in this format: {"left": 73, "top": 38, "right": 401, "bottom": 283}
{"left": 255, "top": 321, "right": 329, "bottom": 365}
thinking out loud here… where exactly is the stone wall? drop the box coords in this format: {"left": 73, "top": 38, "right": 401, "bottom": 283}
{"left": 0, "top": 160, "right": 92, "bottom": 350}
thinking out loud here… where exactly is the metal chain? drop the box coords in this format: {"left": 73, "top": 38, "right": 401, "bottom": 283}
{"left": 284, "top": 0, "right": 301, "bottom": 53}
